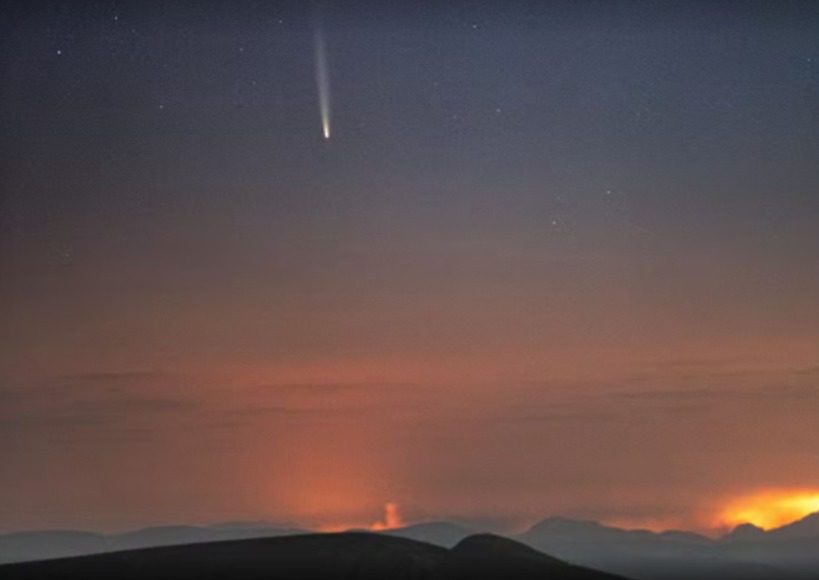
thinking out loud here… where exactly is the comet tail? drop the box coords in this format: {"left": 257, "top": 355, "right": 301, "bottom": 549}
{"left": 313, "top": 23, "right": 331, "bottom": 139}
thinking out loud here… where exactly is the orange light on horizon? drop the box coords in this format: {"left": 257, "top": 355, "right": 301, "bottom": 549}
{"left": 719, "top": 489, "right": 819, "bottom": 530}
{"left": 370, "top": 502, "right": 404, "bottom": 531}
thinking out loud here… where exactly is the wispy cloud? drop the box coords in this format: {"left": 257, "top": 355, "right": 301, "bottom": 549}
{"left": 0, "top": 371, "right": 200, "bottom": 434}
{"left": 612, "top": 380, "right": 818, "bottom": 405}
{"left": 254, "top": 381, "right": 419, "bottom": 397}
{"left": 474, "top": 362, "right": 819, "bottom": 426}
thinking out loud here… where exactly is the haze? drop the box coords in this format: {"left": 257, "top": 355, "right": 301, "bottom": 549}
{"left": 1, "top": 1, "right": 818, "bottom": 536}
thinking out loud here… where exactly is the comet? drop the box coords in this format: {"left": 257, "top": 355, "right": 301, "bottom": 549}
{"left": 313, "top": 18, "right": 331, "bottom": 140}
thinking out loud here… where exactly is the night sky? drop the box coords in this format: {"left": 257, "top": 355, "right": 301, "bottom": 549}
{"left": 1, "top": 1, "right": 818, "bottom": 534}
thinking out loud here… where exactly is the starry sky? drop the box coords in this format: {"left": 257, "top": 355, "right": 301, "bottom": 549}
{"left": 1, "top": 0, "right": 818, "bottom": 534}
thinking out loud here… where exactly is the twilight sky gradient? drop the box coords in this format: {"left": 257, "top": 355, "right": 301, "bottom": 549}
{"left": 1, "top": 1, "right": 818, "bottom": 534}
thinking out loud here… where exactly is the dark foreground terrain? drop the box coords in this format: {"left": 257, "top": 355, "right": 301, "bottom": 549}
{"left": 0, "top": 532, "right": 625, "bottom": 580}
{"left": 5, "top": 515, "right": 819, "bottom": 579}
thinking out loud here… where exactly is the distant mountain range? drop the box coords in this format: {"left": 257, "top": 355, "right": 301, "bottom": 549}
{"left": 2, "top": 512, "right": 819, "bottom": 579}
{"left": 390, "top": 513, "right": 819, "bottom": 579}
{"left": 0, "top": 532, "right": 624, "bottom": 580}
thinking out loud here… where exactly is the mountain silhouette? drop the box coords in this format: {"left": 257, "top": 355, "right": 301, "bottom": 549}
{"left": 386, "top": 521, "right": 474, "bottom": 548}
{"left": 4, "top": 514, "right": 819, "bottom": 578}
{"left": 767, "top": 511, "right": 819, "bottom": 540}
{"left": 716, "top": 512, "right": 819, "bottom": 578}
{"left": 430, "top": 534, "right": 624, "bottom": 580}
{"left": 721, "top": 522, "right": 767, "bottom": 543}
{"left": 0, "top": 525, "right": 304, "bottom": 565}
{"left": 518, "top": 517, "right": 794, "bottom": 580}
{"left": 0, "top": 532, "right": 625, "bottom": 580}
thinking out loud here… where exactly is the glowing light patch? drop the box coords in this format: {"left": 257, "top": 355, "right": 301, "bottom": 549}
{"left": 719, "top": 490, "right": 819, "bottom": 530}
{"left": 313, "top": 23, "right": 331, "bottom": 139}
{"left": 370, "top": 502, "right": 404, "bottom": 531}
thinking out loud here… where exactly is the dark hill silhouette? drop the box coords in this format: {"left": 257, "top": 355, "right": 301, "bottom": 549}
{"left": 717, "top": 512, "right": 819, "bottom": 579}
{"left": 386, "top": 521, "right": 474, "bottom": 548}
{"left": 767, "top": 511, "right": 819, "bottom": 540}
{"left": 721, "top": 523, "right": 766, "bottom": 543}
{"left": 0, "top": 532, "right": 626, "bottom": 580}
{"left": 4, "top": 514, "right": 819, "bottom": 578}
{"left": 431, "top": 534, "right": 625, "bottom": 580}
{"left": 112, "top": 524, "right": 304, "bottom": 551}
{"left": 720, "top": 511, "right": 819, "bottom": 544}
{"left": 0, "top": 525, "right": 303, "bottom": 564}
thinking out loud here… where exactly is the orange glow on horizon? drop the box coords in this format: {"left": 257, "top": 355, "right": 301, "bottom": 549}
{"left": 718, "top": 489, "right": 819, "bottom": 530}
{"left": 303, "top": 502, "right": 406, "bottom": 533}
{"left": 370, "top": 502, "right": 404, "bottom": 531}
